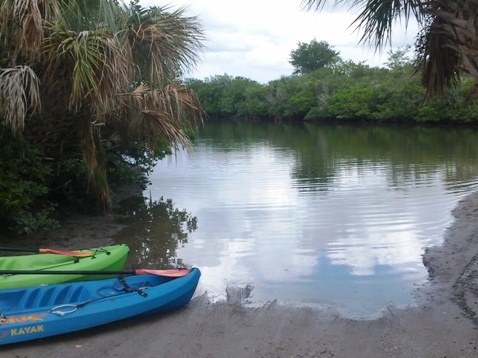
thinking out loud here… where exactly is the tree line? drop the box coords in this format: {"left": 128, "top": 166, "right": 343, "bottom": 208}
{"left": 187, "top": 44, "right": 478, "bottom": 123}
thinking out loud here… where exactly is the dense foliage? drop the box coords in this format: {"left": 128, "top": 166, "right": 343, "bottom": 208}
{"left": 0, "top": 0, "right": 204, "bottom": 233}
{"left": 187, "top": 47, "right": 478, "bottom": 123}
{"left": 0, "top": 129, "right": 56, "bottom": 233}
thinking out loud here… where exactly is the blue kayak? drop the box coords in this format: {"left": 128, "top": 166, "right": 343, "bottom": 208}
{"left": 0, "top": 268, "right": 200, "bottom": 345}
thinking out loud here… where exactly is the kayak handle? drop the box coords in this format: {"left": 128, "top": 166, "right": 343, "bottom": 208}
{"left": 50, "top": 304, "right": 78, "bottom": 316}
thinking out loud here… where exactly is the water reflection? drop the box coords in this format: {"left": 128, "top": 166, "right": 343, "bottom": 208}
{"left": 114, "top": 196, "right": 197, "bottom": 268}
{"left": 118, "top": 122, "right": 478, "bottom": 318}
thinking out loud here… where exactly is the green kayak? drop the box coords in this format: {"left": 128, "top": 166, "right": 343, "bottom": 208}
{"left": 0, "top": 244, "right": 129, "bottom": 289}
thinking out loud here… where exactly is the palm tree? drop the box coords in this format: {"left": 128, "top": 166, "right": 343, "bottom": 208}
{"left": 301, "top": 0, "right": 478, "bottom": 96}
{"left": 0, "top": 0, "right": 205, "bottom": 212}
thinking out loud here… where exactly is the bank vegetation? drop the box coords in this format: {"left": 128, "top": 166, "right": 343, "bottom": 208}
{"left": 188, "top": 47, "right": 478, "bottom": 123}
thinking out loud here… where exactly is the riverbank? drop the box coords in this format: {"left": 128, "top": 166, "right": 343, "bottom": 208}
{"left": 2, "top": 192, "right": 478, "bottom": 357}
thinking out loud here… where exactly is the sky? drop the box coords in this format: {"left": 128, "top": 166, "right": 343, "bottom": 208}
{"left": 143, "top": 0, "right": 419, "bottom": 83}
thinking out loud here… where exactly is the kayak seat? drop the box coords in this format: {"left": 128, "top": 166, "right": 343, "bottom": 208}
{"left": 113, "top": 280, "right": 152, "bottom": 292}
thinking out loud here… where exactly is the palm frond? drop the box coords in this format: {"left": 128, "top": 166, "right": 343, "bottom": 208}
{"left": 433, "top": 2, "right": 478, "bottom": 78}
{"left": 416, "top": 0, "right": 478, "bottom": 95}
{"left": 42, "top": 20, "right": 131, "bottom": 112}
{"left": 301, "top": 1, "right": 425, "bottom": 50}
{"left": 116, "top": 82, "right": 203, "bottom": 151}
{"left": 0, "top": 65, "right": 40, "bottom": 133}
{"left": 58, "top": 0, "right": 123, "bottom": 32}
{"left": 79, "top": 116, "right": 111, "bottom": 211}
{"left": 354, "top": 0, "right": 424, "bottom": 49}
{"left": 127, "top": 5, "right": 205, "bottom": 84}
{"left": 301, "top": 0, "right": 343, "bottom": 11}
{"left": 416, "top": 26, "right": 460, "bottom": 96}
{"left": 0, "top": 0, "right": 62, "bottom": 61}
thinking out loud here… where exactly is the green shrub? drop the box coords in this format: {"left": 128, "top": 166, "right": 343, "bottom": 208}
{"left": 0, "top": 128, "right": 57, "bottom": 233}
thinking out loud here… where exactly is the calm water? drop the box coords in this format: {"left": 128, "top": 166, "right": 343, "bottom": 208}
{"left": 118, "top": 122, "right": 478, "bottom": 318}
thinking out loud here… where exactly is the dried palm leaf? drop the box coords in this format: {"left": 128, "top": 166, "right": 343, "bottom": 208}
{"left": 115, "top": 82, "right": 203, "bottom": 152}
{"left": 127, "top": 5, "right": 205, "bottom": 84}
{"left": 0, "top": 65, "right": 40, "bottom": 133}
{"left": 0, "top": 0, "right": 62, "bottom": 60}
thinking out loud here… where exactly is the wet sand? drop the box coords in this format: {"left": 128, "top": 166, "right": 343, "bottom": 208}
{"left": 3, "top": 193, "right": 478, "bottom": 357}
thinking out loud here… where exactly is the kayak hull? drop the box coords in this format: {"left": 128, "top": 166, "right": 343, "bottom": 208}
{"left": 0, "top": 268, "right": 201, "bottom": 345}
{"left": 0, "top": 244, "right": 129, "bottom": 289}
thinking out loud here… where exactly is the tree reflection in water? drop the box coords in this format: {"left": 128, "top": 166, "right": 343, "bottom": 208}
{"left": 114, "top": 195, "right": 197, "bottom": 269}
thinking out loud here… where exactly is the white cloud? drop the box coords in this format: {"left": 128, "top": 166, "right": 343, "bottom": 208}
{"left": 142, "top": 1, "right": 418, "bottom": 81}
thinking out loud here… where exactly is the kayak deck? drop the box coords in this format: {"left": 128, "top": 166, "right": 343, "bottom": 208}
{"left": 0, "top": 245, "right": 129, "bottom": 288}
{"left": 3, "top": 277, "right": 154, "bottom": 312}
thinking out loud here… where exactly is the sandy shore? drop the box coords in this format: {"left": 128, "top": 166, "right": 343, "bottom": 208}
{"left": 2, "top": 192, "right": 478, "bottom": 357}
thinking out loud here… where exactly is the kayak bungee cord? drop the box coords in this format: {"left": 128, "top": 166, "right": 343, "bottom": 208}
{"left": 49, "top": 277, "right": 150, "bottom": 317}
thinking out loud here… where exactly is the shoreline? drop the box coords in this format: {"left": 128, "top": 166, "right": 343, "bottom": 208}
{"left": 2, "top": 192, "right": 478, "bottom": 357}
